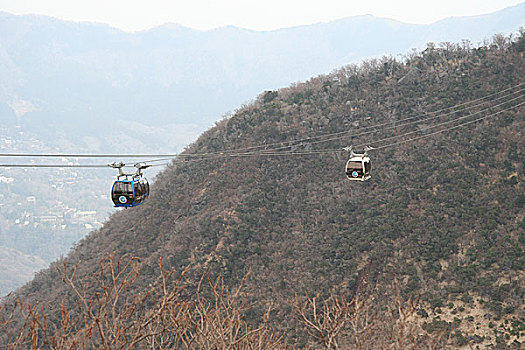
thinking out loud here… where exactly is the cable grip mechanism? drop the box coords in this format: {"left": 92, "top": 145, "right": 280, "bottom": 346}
{"left": 343, "top": 145, "right": 374, "bottom": 157}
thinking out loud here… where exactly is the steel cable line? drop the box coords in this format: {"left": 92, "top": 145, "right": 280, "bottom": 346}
{"left": 0, "top": 98, "right": 521, "bottom": 168}
{"left": 104, "top": 93, "right": 523, "bottom": 168}
{"left": 0, "top": 153, "right": 175, "bottom": 159}
{"left": 183, "top": 94, "right": 524, "bottom": 159}
{"left": 354, "top": 93, "right": 525, "bottom": 150}
{"left": 135, "top": 84, "right": 525, "bottom": 165}
{"left": 232, "top": 87, "right": 525, "bottom": 155}
{"left": 0, "top": 163, "right": 169, "bottom": 169}
{"left": 0, "top": 82, "right": 523, "bottom": 163}
{"left": 0, "top": 164, "right": 111, "bottom": 168}
{"left": 163, "top": 97, "right": 525, "bottom": 162}
{"left": 372, "top": 101, "right": 525, "bottom": 150}
{"left": 139, "top": 82, "right": 525, "bottom": 162}
{"left": 210, "top": 92, "right": 523, "bottom": 158}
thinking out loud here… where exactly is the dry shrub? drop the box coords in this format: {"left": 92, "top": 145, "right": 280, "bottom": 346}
{"left": 1, "top": 256, "right": 449, "bottom": 349}
{"left": 294, "top": 277, "right": 447, "bottom": 350}
{"left": 0, "top": 256, "right": 286, "bottom": 349}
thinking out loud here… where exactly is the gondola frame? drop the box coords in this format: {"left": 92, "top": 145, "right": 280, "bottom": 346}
{"left": 111, "top": 176, "right": 149, "bottom": 208}
{"left": 345, "top": 155, "right": 371, "bottom": 181}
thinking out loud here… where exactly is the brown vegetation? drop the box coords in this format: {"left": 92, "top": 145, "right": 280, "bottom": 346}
{"left": 1, "top": 255, "right": 450, "bottom": 349}
{"left": 294, "top": 279, "right": 446, "bottom": 349}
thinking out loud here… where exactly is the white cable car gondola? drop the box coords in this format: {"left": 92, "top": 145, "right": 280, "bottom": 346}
{"left": 110, "top": 162, "right": 150, "bottom": 207}
{"left": 344, "top": 146, "right": 372, "bottom": 181}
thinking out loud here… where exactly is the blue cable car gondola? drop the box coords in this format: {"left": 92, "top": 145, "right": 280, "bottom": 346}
{"left": 110, "top": 162, "right": 150, "bottom": 208}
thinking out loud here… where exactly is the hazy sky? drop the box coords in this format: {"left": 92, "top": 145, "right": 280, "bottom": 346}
{"left": 1, "top": 0, "right": 523, "bottom": 32}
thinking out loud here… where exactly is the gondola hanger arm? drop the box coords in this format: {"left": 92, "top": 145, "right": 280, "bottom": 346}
{"left": 109, "top": 161, "right": 149, "bottom": 177}
{"left": 133, "top": 162, "right": 151, "bottom": 177}
{"left": 134, "top": 162, "right": 151, "bottom": 169}
{"left": 343, "top": 145, "right": 374, "bottom": 157}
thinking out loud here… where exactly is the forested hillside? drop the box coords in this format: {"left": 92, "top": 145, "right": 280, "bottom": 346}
{"left": 2, "top": 32, "right": 524, "bottom": 349}
{"left": 1, "top": 3, "right": 524, "bottom": 299}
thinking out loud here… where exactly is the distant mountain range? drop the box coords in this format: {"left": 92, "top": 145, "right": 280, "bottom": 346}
{"left": 0, "top": 3, "right": 524, "bottom": 152}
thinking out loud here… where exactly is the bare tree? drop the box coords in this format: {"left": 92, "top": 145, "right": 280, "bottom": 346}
{"left": 0, "top": 255, "right": 286, "bottom": 350}
{"left": 1, "top": 256, "right": 452, "bottom": 349}
{"left": 294, "top": 277, "right": 447, "bottom": 350}
{"left": 294, "top": 291, "right": 350, "bottom": 349}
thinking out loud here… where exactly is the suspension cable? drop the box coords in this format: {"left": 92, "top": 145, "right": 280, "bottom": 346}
{"left": 239, "top": 87, "right": 525, "bottom": 154}
{"left": 165, "top": 98, "right": 524, "bottom": 162}
{"left": 0, "top": 85, "right": 522, "bottom": 168}
{"left": 139, "top": 83, "right": 525, "bottom": 162}
{"left": 0, "top": 98, "right": 521, "bottom": 168}
{"left": 0, "top": 164, "right": 111, "bottom": 168}
{"left": 0, "top": 163, "right": 169, "bottom": 169}
{"left": 0, "top": 82, "right": 523, "bottom": 162}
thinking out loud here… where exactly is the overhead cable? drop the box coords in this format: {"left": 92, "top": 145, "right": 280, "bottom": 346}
{"left": 0, "top": 82, "right": 523, "bottom": 162}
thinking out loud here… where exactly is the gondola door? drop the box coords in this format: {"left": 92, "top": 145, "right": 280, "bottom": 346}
{"left": 112, "top": 179, "right": 135, "bottom": 207}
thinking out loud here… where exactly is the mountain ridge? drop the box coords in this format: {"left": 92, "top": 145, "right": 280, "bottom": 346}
{"left": 2, "top": 2, "right": 524, "bottom": 34}
{"left": 1, "top": 3, "right": 524, "bottom": 137}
